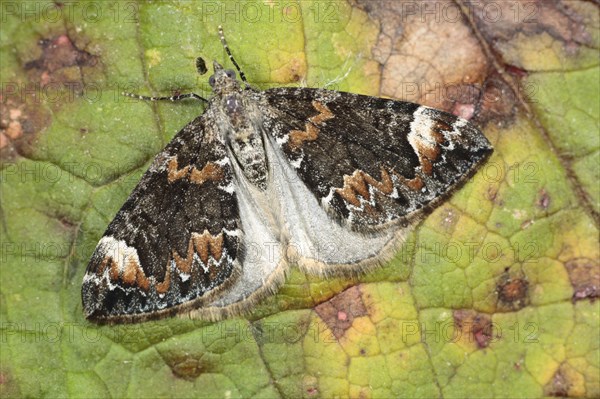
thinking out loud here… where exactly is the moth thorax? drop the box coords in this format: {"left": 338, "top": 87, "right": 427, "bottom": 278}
{"left": 224, "top": 94, "right": 247, "bottom": 127}
{"left": 230, "top": 128, "right": 268, "bottom": 190}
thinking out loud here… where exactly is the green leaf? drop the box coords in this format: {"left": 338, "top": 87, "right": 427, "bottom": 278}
{"left": 1, "top": 1, "right": 598, "bottom": 398}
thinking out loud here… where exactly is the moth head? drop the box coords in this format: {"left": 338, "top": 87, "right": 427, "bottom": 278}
{"left": 209, "top": 61, "right": 240, "bottom": 94}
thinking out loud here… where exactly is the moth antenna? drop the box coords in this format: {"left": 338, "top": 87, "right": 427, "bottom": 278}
{"left": 218, "top": 25, "right": 250, "bottom": 89}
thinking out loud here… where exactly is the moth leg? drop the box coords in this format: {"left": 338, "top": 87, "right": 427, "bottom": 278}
{"left": 121, "top": 92, "right": 208, "bottom": 103}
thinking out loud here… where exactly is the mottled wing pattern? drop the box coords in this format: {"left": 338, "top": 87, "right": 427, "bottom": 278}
{"left": 261, "top": 88, "right": 493, "bottom": 230}
{"left": 82, "top": 115, "right": 241, "bottom": 323}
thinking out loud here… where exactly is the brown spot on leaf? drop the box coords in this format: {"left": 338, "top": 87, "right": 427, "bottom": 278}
{"left": 545, "top": 367, "right": 570, "bottom": 397}
{"left": 286, "top": 57, "right": 305, "bottom": 82}
{"left": 520, "top": 219, "right": 533, "bottom": 230}
{"left": 513, "top": 361, "right": 523, "bottom": 371}
{"left": 2, "top": 33, "right": 100, "bottom": 162}
{"left": 444, "top": 84, "right": 481, "bottom": 119}
{"left": 439, "top": 207, "right": 458, "bottom": 231}
{"left": 505, "top": 63, "right": 529, "bottom": 78}
{"left": 452, "top": 103, "right": 476, "bottom": 120}
{"left": 5, "top": 121, "right": 22, "bottom": 140}
{"left": 165, "top": 355, "right": 205, "bottom": 381}
{"left": 496, "top": 271, "right": 530, "bottom": 310}
{"left": 454, "top": 309, "right": 494, "bottom": 349}
{"left": 543, "top": 363, "right": 585, "bottom": 397}
{"left": 0, "top": 98, "right": 52, "bottom": 163}
{"left": 470, "top": 1, "right": 592, "bottom": 50}
{"left": 537, "top": 189, "right": 551, "bottom": 210}
{"left": 303, "top": 375, "right": 319, "bottom": 397}
{"left": 315, "top": 286, "right": 368, "bottom": 339}
{"left": 352, "top": 0, "right": 488, "bottom": 110}
{"left": 476, "top": 72, "right": 518, "bottom": 127}
{"left": 0, "top": 368, "right": 21, "bottom": 397}
{"left": 24, "top": 35, "right": 98, "bottom": 88}
{"left": 565, "top": 257, "right": 599, "bottom": 302}
{"left": 486, "top": 186, "right": 499, "bottom": 202}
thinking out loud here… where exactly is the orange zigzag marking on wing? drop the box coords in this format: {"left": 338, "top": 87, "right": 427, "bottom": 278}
{"left": 167, "top": 158, "right": 224, "bottom": 185}
{"left": 288, "top": 101, "right": 334, "bottom": 150}
{"left": 97, "top": 253, "right": 151, "bottom": 291}
{"left": 170, "top": 231, "right": 225, "bottom": 286}
{"left": 336, "top": 168, "right": 394, "bottom": 207}
{"left": 97, "top": 231, "right": 224, "bottom": 294}
{"left": 410, "top": 120, "right": 448, "bottom": 175}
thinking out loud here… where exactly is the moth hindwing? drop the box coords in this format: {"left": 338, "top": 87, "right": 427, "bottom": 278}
{"left": 82, "top": 29, "right": 492, "bottom": 323}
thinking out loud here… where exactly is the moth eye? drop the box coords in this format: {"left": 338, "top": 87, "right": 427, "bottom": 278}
{"left": 208, "top": 75, "right": 216, "bottom": 87}
{"left": 225, "top": 70, "right": 237, "bottom": 79}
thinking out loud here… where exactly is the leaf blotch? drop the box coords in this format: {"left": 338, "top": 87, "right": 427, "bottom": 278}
{"left": 496, "top": 271, "right": 530, "bottom": 311}
{"left": 453, "top": 310, "right": 493, "bottom": 349}
{"left": 24, "top": 34, "right": 98, "bottom": 90}
{"left": 545, "top": 368, "right": 570, "bottom": 397}
{"left": 315, "top": 286, "right": 367, "bottom": 339}
{"left": 476, "top": 73, "right": 517, "bottom": 127}
{"left": 543, "top": 363, "right": 585, "bottom": 397}
{"left": 0, "top": 368, "right": 21, "bottom": 397}
{"left": 0, "top": 98, "right": 52, "bottom": 162}
{"left": 565, "top": 257, "right": 599, "bottom": 302}
{"left": 537, "top": 189, "right": 551, "bottom": 210}
{"left": 165, "top": 355, "right": 206, "bottom": 381}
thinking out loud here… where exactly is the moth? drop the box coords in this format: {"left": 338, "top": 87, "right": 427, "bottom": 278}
{"left": 82, "top": 27, "right": 493, "bottom": 323}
